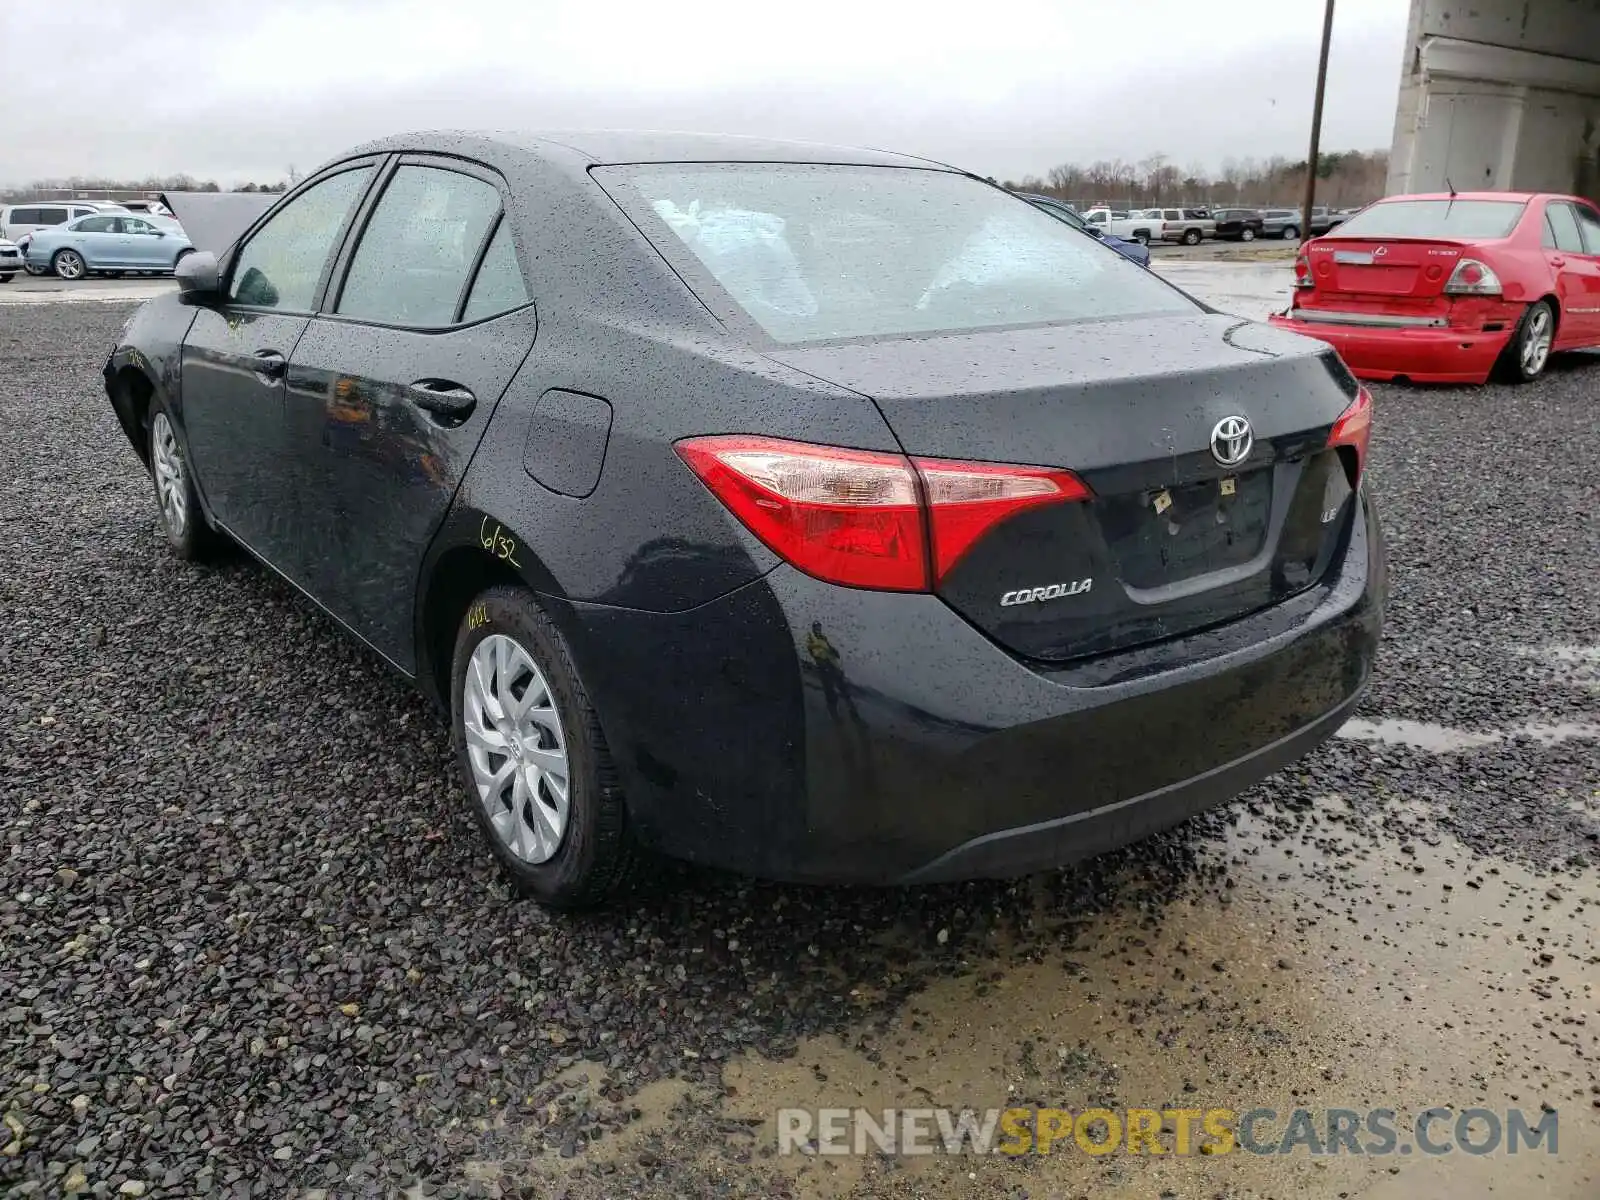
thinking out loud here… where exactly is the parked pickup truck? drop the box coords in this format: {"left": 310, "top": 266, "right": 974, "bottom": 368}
{"left": 1081, "top": 207, "right": 1161, "bottom": 245}
{"left": 1145, "top": 207, "right": 1216, "bottom": 245}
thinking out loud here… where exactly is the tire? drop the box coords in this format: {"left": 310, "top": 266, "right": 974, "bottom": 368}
{"left": 451, "top": 586, "right": 641, "bottom": 910}
{"left": 0, "top": 274, "right": 12, "bottom": 284}
{"left": 1241, "top": 227, "right": 1256, "bottom": 242}
{"left": 1281, "top": 226, "right": 1299, "bottom": 241}
{"left": 1497, "top": 300, "right": 1556, "bottom": 384}
{"left": 24, "top": 263, "right": 47, "bottom": 277}
{"left": 51, "top": 249, "right": 85, "bottom": 280}
{"left": 147, "top": 401, "right": 218, "bottom": 560}
{"left": 174, "top": 248, "right": 193, "bottom": 274}
{"left": 1182, "top": 228, "right": 1202, "bottom": 246}
{"left": 1132, "top": 230, "right": 1150, "bottom": 245}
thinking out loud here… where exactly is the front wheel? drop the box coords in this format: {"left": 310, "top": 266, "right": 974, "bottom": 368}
{"left": 451, "top": 587, "right": 641, "bottom": 909}
{"left": 52, "top": 249, "right": 85, "bottom": 280}
{"left": 1281, "top": 226, "right": 1299, "bottom": 241}
{"left": 1240, "top": 227, "right": 1256, "bottom": 242}
{"left": 149, "top": 404, "right": 219, "bottom": 559}
{"left": 1182, "top": 228, "right": 1202, "bottom": 246}
{"left": 1499, "top": 300, "right": 1556, "bottom": 383}
{"left": 1132, "top": 230, "right": 1150, "bottom": 245}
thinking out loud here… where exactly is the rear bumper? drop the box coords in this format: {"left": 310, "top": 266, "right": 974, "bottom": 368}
{"left": 1268, "top": 311, "right": 1510, "bottom": 384}
{"left": 564, "top": 491, "right": 1385, "bottom": 885}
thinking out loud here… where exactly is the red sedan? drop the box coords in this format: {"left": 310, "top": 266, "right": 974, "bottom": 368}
{"left": 1269, "top": 191, "right": 1600, "bottom": 384}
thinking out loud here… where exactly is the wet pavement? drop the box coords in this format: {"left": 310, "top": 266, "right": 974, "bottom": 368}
{"left": 2, "top": 300, "right": 1597, "bottom": 1200}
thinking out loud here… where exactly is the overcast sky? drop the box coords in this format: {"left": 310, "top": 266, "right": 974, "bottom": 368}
{"left": 1, "top": 0, "right": 1410, "bottom": 187}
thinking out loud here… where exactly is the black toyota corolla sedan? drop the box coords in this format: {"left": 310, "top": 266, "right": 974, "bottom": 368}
{"left": 104, "top": 131, "right": 1384, "bottom": 908}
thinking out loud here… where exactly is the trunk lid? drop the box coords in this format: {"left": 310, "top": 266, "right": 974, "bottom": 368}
{"left": 767, "top": 313, "right": 1360, "bottom": 662}
{"left": 1302, "top": 237, "right": 1468, "bottom": 300}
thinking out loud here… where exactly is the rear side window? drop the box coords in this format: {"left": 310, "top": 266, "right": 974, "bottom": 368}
{"left": 337, "top": 165, "right": 502, "bottom": 327}
{"left": 1574, "top": 204, "right": 1600, "bottom": 255}
{"left": 8, "top": 207, "right": 36, "bottom": 224}
{"left": 597, "top": 163, "right": 1195, "bottom": 344}
{"left": 1544, "top": 203, "right": 1585, "bottom": 253}
{"left": 460, "top": 221, "right": 529, "bottom": 323}
{"left": 76, "top": 216, "right": 116, "bottom": 233}
{"left": 37, "top": 208, "right": 69, "bottom": 225}
{"left": 1332, "top": 199, "right": 1526, "bottom": 240}
{"left": 229, "top": 167, "right": 373, "bottom": 311}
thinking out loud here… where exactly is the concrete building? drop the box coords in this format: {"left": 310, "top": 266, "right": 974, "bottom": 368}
{"left": 1388, "top": 0, "right": 1600, "bottom": 201}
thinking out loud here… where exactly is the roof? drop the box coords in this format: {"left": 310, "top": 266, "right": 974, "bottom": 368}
{"left": 338, "top": 129, "right": 950, "bottom": 171}
{"left": 1380, "top": 191, "right": 1540, "bottom": 203}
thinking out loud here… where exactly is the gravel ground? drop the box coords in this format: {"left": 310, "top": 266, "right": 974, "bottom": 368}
{"left": 2, "top": 303, "right": 1597, "bottom": 1199}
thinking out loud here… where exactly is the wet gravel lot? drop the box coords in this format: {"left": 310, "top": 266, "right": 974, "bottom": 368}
{"left": 2, "top": 303, "right": 1597, "bottom": 1199}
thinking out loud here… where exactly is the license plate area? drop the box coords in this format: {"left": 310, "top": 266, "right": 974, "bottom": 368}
{"left": 1334, "top": 250, "right": 1375, "bottom": 265}
{"left": 1096, "top": 470, "right": 1273, "bottom": 589}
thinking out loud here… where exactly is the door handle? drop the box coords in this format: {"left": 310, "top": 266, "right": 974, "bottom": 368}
{"left": 1550, "top": 256, "right": 1566, "bottom": 267}
{"left": 407, "top": 380, "right": 477, "bottom": 420}
{"left": 252, "top": 350, "right": 286, "bottom": 378}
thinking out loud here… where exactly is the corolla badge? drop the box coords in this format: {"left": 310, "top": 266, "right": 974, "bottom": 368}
{"left": 1000, "top": 578, "right": 1093, "bottom": 607}
{"left": 1210, "top": 415, "right": 1253, "bottom": 467}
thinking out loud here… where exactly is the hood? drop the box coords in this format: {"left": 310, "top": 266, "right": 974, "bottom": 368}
{"left": 158, "top": 191, "right": 279, "bottom": 255}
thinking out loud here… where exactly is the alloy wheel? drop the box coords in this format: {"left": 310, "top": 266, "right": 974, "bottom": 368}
{"left": 54, "top": 251, "right": 84, "bottom": 280}
{"left": 1521, "top": 307, "right": 1553, "bottom": 377}
{"left": 462, "top": 633, "right": 571, "bottom": 864}
{"left": 151, "top": 412, "right": 188, "bottom": 536}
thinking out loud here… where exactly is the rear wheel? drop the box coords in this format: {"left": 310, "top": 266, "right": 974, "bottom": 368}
{"left": 1499, "top": 300, "right": 1556, "bottom": 383}
{"left": 1182, "top": 228, "right": 1202, "bottom": 246}
{"left": 1281, "top": 225, "right": 1299, "bottom": 241}
{"left": 52, "top": 249, "right": 85, "bottom": 280}
{"left": 451, "top": 586, "right": 641, "bottom": 909}
{"left": 1240, "top": 226, "right": 1256, "bottom": 242}
{"left": 1132, "top": 230, "right": 1150, "bottom": 245}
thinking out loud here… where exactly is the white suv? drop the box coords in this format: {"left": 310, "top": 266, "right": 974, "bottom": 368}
{"left": 1, "top": 201, "right": 129, "bottom": 242}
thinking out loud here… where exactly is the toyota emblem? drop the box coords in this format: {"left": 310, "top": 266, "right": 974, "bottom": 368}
{"left": 1210, "top": 415, "right": 1253, "bottom": 467}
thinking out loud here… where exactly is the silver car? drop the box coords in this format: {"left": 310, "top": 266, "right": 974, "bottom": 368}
{"left": 23, "top": 213, "right": 195, "bottom": 280}
{"left": 0, "top": 238, "right": 22, "bottom": 282}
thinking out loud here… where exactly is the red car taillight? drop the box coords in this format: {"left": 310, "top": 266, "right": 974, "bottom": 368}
{"left": 1293, "top": 251, "right": 1313, "bottom": 288}
{"left": 1444, "top": 257, "right": 1502, "bottom": 295}
{"left": 1327, "top": 386, "right": 1372, "bottom": 484}
{"left": 675, "top": 435, "right": 1090, "bottom": 591}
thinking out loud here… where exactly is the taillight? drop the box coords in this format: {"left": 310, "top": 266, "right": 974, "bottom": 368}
{"left": 1327, "top": 386, "right": 1372, "bottom": 485}
{"left": 1293, "top": 252, "right": 1313, "bottom": 288}
{"left": 1444, "top": 258, "right": 1502, "bottom": 295}
{"left": 675, "top": 435, "right": 1090, "bottom": 591}
{"left": 914, "top": 457, "right": 1090, "bottom": 580}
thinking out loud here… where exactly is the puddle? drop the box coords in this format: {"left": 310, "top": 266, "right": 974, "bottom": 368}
{"left": 1338, "top": 717, "right": 1600, "bottom": 753}
{"left": 704, "top": 814, "right": 1600, "bottom": 1198}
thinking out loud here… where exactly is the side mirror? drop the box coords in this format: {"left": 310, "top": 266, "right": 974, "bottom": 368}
{"left": 175, "top": 251, "right": 221, "bottom": 303}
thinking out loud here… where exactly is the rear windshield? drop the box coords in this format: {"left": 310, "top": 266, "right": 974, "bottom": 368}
{"left": 596, "top": 164, "right": 1194, "bottom": 344}
{"left": 1331, "top": 199, "right": 1527, "bottom": 240}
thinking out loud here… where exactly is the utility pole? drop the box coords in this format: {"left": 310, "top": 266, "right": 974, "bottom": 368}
{"left": 1300, "top": 0, "right": 1337, "bottom": 242}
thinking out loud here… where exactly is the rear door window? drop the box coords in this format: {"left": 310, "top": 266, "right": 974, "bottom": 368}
{"left": 335, "top": 164, "right": 502, "bottom": 327}
{"left": 228, "top": 167, "right": 374, "bottom": 311}
{"left": 75, "top": 217, "right": 116, "bottom": 234}
{"left": 1573, "top": 203, "right": 1600, "bottom": 255}
{"left": 460, "top": 221, "right": 530, "bottom": 323}
{"left": 1544, "top": 203, "right": 1585, "bottom": 253}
